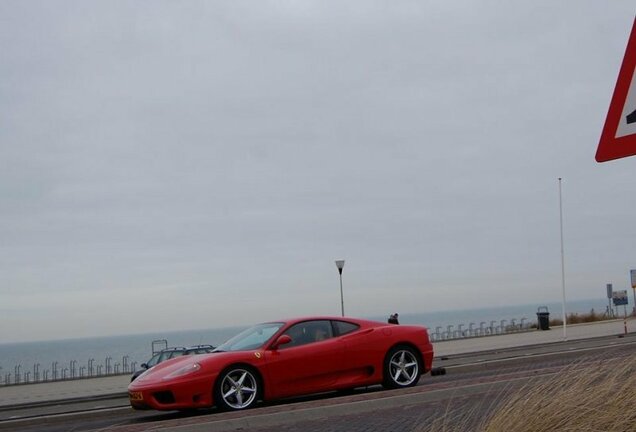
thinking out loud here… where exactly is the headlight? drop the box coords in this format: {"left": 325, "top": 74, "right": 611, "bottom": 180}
{"left": 162, "top": 363, "right": 201, "bottom": 380}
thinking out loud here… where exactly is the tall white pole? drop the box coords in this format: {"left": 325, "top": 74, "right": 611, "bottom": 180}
{"left": 559, "top": 178, "right": 567, "bottom": 340}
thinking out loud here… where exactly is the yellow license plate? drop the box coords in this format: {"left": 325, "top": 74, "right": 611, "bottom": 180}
{"left": 129, "top": 391, "right": 143, "bottom": 401}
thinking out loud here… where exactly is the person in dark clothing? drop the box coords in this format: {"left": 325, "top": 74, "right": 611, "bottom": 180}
{"left": 388, "top": 313, "right": 399, "bottom": 324}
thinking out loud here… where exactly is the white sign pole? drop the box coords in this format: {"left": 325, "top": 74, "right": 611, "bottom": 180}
{"left": 631, "top": 270, "right": 636, "bottom": 316}
{"left": 558, "top": 178, "right": 567, "bottom": 340}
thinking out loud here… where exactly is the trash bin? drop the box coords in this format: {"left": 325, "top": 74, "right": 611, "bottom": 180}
{"left": 536, "top": 306, "right": 550, "bottom": 330}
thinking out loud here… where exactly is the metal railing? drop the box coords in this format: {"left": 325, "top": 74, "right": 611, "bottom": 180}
{"left": 430, "top": 317, "right": 532, "bottom": 342}
{"left": 1, "top": 356, "right": 138, "bottom": 386}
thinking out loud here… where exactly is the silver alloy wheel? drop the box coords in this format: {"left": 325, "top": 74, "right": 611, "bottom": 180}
{"left": 220, "top": 369, "right": 258, "bottom": 410}
{"left": 388, "top": 349, "right": 419, "bottom": 386}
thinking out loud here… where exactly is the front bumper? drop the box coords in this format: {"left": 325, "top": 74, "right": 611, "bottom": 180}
{"left": 128, "top": 374, "right": 216, "bottom": 411}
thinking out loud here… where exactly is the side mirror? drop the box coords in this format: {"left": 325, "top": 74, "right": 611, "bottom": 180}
{"left": 141, "top": 363, "right": 148, "bottom": 369}
{"left": 271, "top": 335, "right": 292, "bottom": 350}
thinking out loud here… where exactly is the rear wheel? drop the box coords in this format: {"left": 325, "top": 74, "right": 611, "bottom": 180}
{"left": 214, "top": 366, "right": 260, "bottom": 411}
{"left": 382, "top": 345, "right": 421, "bottom": 389}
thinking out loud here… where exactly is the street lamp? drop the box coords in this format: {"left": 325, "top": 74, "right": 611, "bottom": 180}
{"left": 335, "top": 260, "right": 345, "bottom": 317}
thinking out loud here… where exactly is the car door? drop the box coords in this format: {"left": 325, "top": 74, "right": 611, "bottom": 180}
{"left": 332, "top": 320, "right": 381, "bottom": 386}
{"left": 263, "top": 320, "right": 343, "bottom": 399}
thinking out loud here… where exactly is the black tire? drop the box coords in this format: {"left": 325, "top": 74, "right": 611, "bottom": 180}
{"left": 214, "top": 366, "right": 261, "bottom": 411}
{"left": 382, "top": 345, "right": 422, "bottom": 389}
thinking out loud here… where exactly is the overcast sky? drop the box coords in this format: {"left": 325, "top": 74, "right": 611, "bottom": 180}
{"left": 1, "top": 1, "right": 635, "bottom": 343}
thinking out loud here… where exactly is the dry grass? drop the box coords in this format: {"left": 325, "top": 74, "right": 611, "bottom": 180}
{"left": 550, "top": 309, "right": 624, "bottom": 326}
{"left": 482, "top": 356, "right": 636, "bottom": 431}
{"left": 419, "top": 355, "right": 636, "bottom": 432}
{"left": 526, "top": 309, "right": 623, "bottom": 328}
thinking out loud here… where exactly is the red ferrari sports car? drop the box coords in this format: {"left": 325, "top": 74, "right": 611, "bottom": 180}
{"left": 128, "top": 316, "right": 434, "bottom": 411}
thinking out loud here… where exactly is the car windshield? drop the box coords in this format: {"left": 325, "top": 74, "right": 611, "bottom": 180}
{"left": 146, "top": 353, "right": 161, "bottom": 368}
{"left": 214, "top": 322, "right": 284, "bottom": 352}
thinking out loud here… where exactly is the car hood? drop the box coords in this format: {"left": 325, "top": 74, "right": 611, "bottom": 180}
{"left": 129, "top": 351, "right": 245, "bottom": 388}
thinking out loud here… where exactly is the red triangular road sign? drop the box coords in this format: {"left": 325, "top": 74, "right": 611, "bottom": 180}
{"left": 596, "top": 17, "right": 636, "bottom": 162}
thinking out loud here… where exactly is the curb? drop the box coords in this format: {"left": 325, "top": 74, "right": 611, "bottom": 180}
{"left": 0, "top": 393, "right": 128, "bottom": 413}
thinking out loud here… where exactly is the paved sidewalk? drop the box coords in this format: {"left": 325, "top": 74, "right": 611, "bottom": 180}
{"left": 0, "top": 374, "right": 130, "bottom": 408}
{"left": 435, "top": 317, "right": 634, "bottom": 356}
{"left": 0, "top": 318, "right": 633, "bottom": 409}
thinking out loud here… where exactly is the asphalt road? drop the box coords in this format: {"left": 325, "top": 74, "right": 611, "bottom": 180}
{"left": 2, "top": 333, "right": 634, "bottom": 432}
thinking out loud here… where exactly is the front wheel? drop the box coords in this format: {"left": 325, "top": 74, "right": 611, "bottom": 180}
{"left": 382, "top": 346, "right": 421, "bottom": 389}
{"left": 214, "top": 366, "right": 260, "bottom": 411}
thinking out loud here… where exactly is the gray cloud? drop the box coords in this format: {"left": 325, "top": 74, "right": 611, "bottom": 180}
{"left": 1, "top": 0, "right": 635, "bottom": 341}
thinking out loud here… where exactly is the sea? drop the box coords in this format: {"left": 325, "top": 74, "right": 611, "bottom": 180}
{"left": 0, "top": 298, "right": 618, "bottom": 378}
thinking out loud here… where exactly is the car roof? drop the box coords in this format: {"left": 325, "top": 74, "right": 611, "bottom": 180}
{"left": 159, "top": 347, "right": 187, "bottom": 352}
{"left": 271, "top": 316, "right": 385, "bottom": 327}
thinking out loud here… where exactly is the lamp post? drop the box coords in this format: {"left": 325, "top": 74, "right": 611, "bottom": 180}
{"left": 335, "top": 260, "right": 345, "bottom": 317}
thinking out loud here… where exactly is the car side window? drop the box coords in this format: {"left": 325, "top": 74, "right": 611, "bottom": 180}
{"left": 332, "top": 320, "right": 360, "bottom": 336}
{"left": 282, "top": 320, "right": 334, "bottom": 349}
